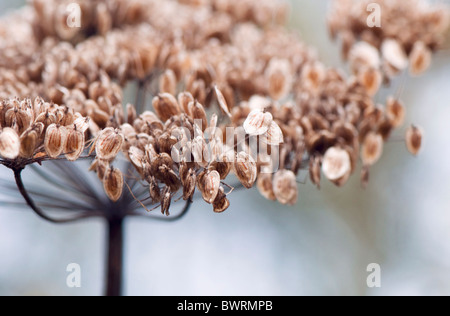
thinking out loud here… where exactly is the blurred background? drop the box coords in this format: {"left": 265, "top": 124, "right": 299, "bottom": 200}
{"left": 0, "top": 0, "right": 450, "bottom": 296}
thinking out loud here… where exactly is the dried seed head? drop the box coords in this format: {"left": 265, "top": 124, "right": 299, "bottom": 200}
{"left": 322, "top": 147, "right": 351, "bottom": 184}
{"left": 0, "top": 127, "right": 20, "bottom": 159}
{"left": 243, "top": 109, "right": 273, "bottom": 136}
{"left": 159, "top": 69, "right": 177, "bottom": 95}
{"left": 256, "top": 173, "right": 276, "bottom": 201}
{"left": 406, "top": 125, "right": 424, "bottom": 156}
{"left": 152, "top": 93, "right": 181, "bottom": 122}
{"left": 64, "top": 128, "right": 85, "bottom": 161}
{"left": 234, "top": 151, "right": 257, "bottom": 189}
{"left": 214, "top": 85, "right": 232, "bottom": 117}
{"left": 19, "top": 129, "right": 39, "bottom": 158}
{"left": 409, "top": 41, "right": 432, "bottom": 76}
{"left": 199, "top": 170, "right": 221, "bottom": 204}
{"left": 44, "top": 124, "right": 68, "bottom": 158}
{"left": 382, "top": 39, "right": 408, "bottom": 71}
{"left": 273, "top": 170, "right": 298, "bottom": 205}
{"left": 96, "top": 127, "right": 124, "bottom": 160}
{"left": 213, "top": 187, "right": 230, "bottom": 213}
{"left": 103, "top": 166, "right": 124, "bottom": 202}
{"left": 264, "top": 121, "right": 284, "bottom": 145}
{"left": 361, "top": 132, "right": 384, "bottom": 166}
{"left": 386, "top": 97, "right": 406, "bottom": 128}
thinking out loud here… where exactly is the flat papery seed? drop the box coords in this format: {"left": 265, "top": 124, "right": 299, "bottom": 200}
{"left": 273, "top": 170, "right": 298, "bottom": 206}
{"left": 178, "top": 92, "right": 194, "bottom": 115}
{"left": 128, "top": 146, "right": 145, "bottom": 170}
{"left": 64, "top": 129, "right": 85, "bottom": 161}
{"left": 409, "top": 41, "right": 432, "bottom": 76}
{"left": 201, "top": 170, "right": 221, "bottom": 204}
{"left": 159, "top": 69, "right": 177, "bottom": 95}
{"left": 189, "top": 101, "right": 207, "bottom": 132}
{"left": 358, "top": 67, "right": 382, "bottom": 97}
{"left": 248, "top": 95, "right": 272, "bottom": 111}
{"left": 96, "top": 127, "right": 124, "bottom": 160}
{"left": 0, "top": 127, "right": 20, "bottom": 159}
{"left": 257, "top": 173, "right": 276, "bottom": 201}
{"left": 382, "top": 39, "right": 408, "bottom": 71}
{"left": 161, "top": 187, "right": 172, "bottom": 216}
{"left": 19, "top": 130, "right": 38, "bottom": 158}
{"left": 349, "top": 41, "right": 381, "bottom": 72}
{"left": 214, "top": 85, "right": 232, "bottom": 118}
{"left": 264, "top": 121, "right": 284, "bottom": 145}
{"left": 322, "top": 147, "right": 351, "bottom": 182}
{"left": 234, "top": 151, "right": 257, "bottom": 189}
{"left": 126, "top": 104, "right": 137, "bottom": 125}
{"left": 243, "top": 109, "right": 273, "bottom": 136}
{"left": 361, "top": 132, "right": 384, "bottom": 166}
{"left": 183, "top": 169, "right": 196, "bottom": 201}
{"left": 73, "top": 116, "right": 90, "bottom": 134}
{"left": 309, "top": 156, "right": 321, "bottom": 189}
{"left": 103, "top": 167, "right": 124, "bottom": 202}
{"left": 213, "top": 187, "right": 230, "bottom": 213}
{"left": 266, "top": 58, "right": 293, "bottom": 100}
{"left": 406, "top": 125, "right": 424, "bottom": 156}
{"left": 152, "top": 93, "right": 181, "bottom": 122}
{"left": 386, "top": 97, "right": 406, "bottom": 128}
{"left": 44, "top": 124, "right": 68, "bottom": 158}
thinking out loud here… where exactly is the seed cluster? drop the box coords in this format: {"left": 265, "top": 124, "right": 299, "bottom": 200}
{"left": 0, "top": 0, "right": 439, "bottom": 214}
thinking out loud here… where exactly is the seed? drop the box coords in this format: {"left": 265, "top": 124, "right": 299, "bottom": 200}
{"left": 189, "top": 101, "right": 207, "bottom": 132}
{"left": 386, "top": 97, "right": 406, "bottom": 128}
{"left": 349, "top": 41, "right": 380, "bottom": 72}
{"left": 0, "top": 127, "right": 20, "bottom": 159}
{"left": 161, "top": 186, "right": 172, "bottom": 216}
{"left": 64, "top": 127, "right": 85, "bottom": 161}
{"left": 199, "top": 170, "right": 221, "bottom": 204}
{"left": 309, "top": 156, "right": 321, "bottom": 189}
{"left": 213, "top": 187, "right": 230, "bottom": 213}
{"left": 361, "top": 132, "right": 383, "bottom": 166}
{"left": 182, "top": 168, "right": 196, "bottom": 201}
{"left": 159, "top": 69, "right": 177, "bottom": 95}
{"left": 409, "top": 41, "right": 432, "bottom": 76}
{"left": 358, "top": 67, "right": 382, "bottom": 97}
{"left": 382, "top": 39, "right": 408, "bottom": 71}
{"left": 103, "top": 166, "right": 123, "bottom": 202}
{"left": 19, "top": 129, "right": 39, "bottom": 158}
{"left": 322, "top": 147, "right": 351, "bottom": 185}
{"left": 96, "top": 127, "right": 124, "bottom": 160}
{"left": 266, "top": 58, "right": 293, "bottom": 100}
{"left": 178, "top": 91, "right": 194, "bottom": 115}
{"left": 405, "top": 125, "right": 423, "bottom": 156}
{"left": 243, "top": 109, "right": 273, "bottom": 136}
{"left": 152, "top": 93, "right": 181, "bottom": 122}
{"left": 44, "top": 124, "right": 68, "bottom": 158}
{"left": 264, "top": 121, "right": 284, "bottom": 145}
{"left": 273, "top": 169, "right": 298, "bottom": 205}
{"left": 256, "top": 173, "right": 276, "bottom": 201}
{"left": 214, "top": 85, "right": 232, "bottom": 117}
{"left": 233, "top": 151, "right": 257, "bottom": 189}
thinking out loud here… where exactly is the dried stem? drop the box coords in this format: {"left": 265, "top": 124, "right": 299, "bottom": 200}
{"left": 106, "top": 217, "right": 124, "bottom": 296}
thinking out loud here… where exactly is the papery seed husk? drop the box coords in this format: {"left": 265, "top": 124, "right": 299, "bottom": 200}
{"left": 273, "top": 169, "right": 298, "bottom": 205}
{"left": 183, "top": 168, "right": 196, "bottom": 201}
{"left": 159, "top": 69, "right": 177, "bottom": 95}
{"left": 233, "top": 151, "right": 257, "bottom": 189}
{"left": 409, "top": 41, "right": 432, "bottom": 76}
{"left": 161, "top": 186, "right": 172, "bottom": 216}
{"left": 189, "top": 101, "right": 208, "bottom": 132}
{"left": 19, "top": 129, "right": 38, "bottom": 158}
{"left": 152, "top": 93, "right": 181, "bottom": 122}
{"left": 322, "top": 147, "right": 351, "bottom": 183}
{"left": 257, "top": 173, "right": 276, "bottom": 201}
{"left": 64, "top": 128, "right": 85, "bottom": 161}
{"left": 382, "top": 39, "right": 408, "bottom": 71}
{"left": 309, "top": 156, "right": 321, "bottom": 189}
{"left": 361, "top": 132, "right": 384, "bottom": 166}
{"left": 103, "top": 167, "right": 124, "bottom": 202}
{"left": 264, "top": 121, "right": 284, "bottom": 145}
{"left": 200, "top": 170, "right": 221, "bottom": 204}
{"left": 386, "top": 97, "right": 406, "bottom": 128}
{"left": 96, "top": 127, "right": 124, "bottom": 160}
{"left": 44, "top": 124, "right": 68, "bottom": 158}
{"left": 243, "top": 109, "right": 273, "bottom": 136}
{"left": 0, "top": 127, "right": 20, "bottom": 159}
{"left": 406, "top": 125, "right": 424, "bottom": 156}
{"left": 214, "top": 85, "right": 232, "bottom": 117}
{"left": 213, "top": 187, "right": 230, "bottom": 213}
{"left": 178, "top": 92, "right": 194, "bottom": 115}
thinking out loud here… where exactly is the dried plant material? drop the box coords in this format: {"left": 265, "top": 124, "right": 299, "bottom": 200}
{"left": 103, "top": 166, "right": 124, "bottom": 202}
{"left": 234, "top": 151, "right": 257, "bottom": 189}
{"left": 64, "top": 128, "right": 85, "bottom": 161}
{"left": 322, "top": 147, "right": 351, "bottom": 186}
{"left": 301, "top": 62, "right": 325, "bottom": 93}
{"left": 409, "top": 41, "right": 432, "bottom": 76}
{"left": 361, "top": 166, "right": 370, "bottom": 189}
{"left": 0, "top": 128, "right": 20, "bottom": 159}
{"left": 266, "top": 58, "right": 293, "bottom": 100}
{"left": 159, "top": 69, "right": 177, "bottom": 95}
{"left": 357, "top": 67, "right": 382, "bottom": 97}
{"left": 96, "top": 128, "right": 124, "bottom": 160}
{"left": 309, "top": 156, "right": 321, "bottom": 189}
{"left": 406, "top": 125, "right": 424, "bottom": 156}
{"left": 361, "top": 132, "right": 383, "bottom": 166}
{"left": 152, "top": 93, "right": 181, "bottom": 122}
{"left": 213, "top": 187, "right": 230, "bottom": 213}
{"left": 44, "top": 124, "right": 68, "bottom": 158}
{"left": 386, "top": 97, "right": 406, "bottom": 128}
{"left": 178, "top": 92, "right": 195, "bottom": 115}
{"left": 264, "top": 121, "right": 284, "bottom": 145}
{"left": 199, "top": 170, "right": 221, "bottom": 204}
{"left": 244, "top": 109, "right": 273, "bottom": 136}
{"left": 257, "top": 173, "right": 276, "bottom": 201}
{"left": 161, "top": 186, "right": 172, "bottom": 216}
{"left": 19, "top": 129, "right": 39, "bottom": 158}
{"left": 273, "top": 170, "right": 298, "bottom": 205}
{"left": 349, "top": 42, "right": 380, "bottom": 73}
{"left": 182, "top": 168, "right": 196, "bottom": 201}
{"left": 189, "top": 101, "right": 208, "bottom": 132}
{"left": 381, "top": 39, "right": 408, "bottom": 72}
{"left": 214, "top": 85, "right": 232, "bottom": 117}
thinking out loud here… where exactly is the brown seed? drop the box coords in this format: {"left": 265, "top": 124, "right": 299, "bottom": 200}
{"left": 386, "top": 97, "right": 406, "bottom": 128}
{"left": 149, "top": 176, "right": 161, "bottom": 203}
{"left": 409, "top": 41, "right": 432, "bottom": 76}
{"left": 322, "top": 147, "right": 351, "bottom": 185}
{"left": 212, "top": 187, "right": 230, "bottom": 213}
{"left": 266, "top": 58, "right": 293, "bottom": 100}
{"left": 126, "top": 104, "right": 137, "bottom": 125}
{"left": 159, "top": 69, "right": 177, "bottom": 95}
{"left": 256, "top": 173, "right": 276, "bottom": 201}
{"left": 214, "top": 85, "right": 232, "bottom": 118}
{"left": 44, "top": 124, "right": 68, "bottom": 158}
{"left": 152, "top": 93, "right": 181, "bottom": 122}
{"left": 103, "top": 166, "right": 124, "bottom": 202}
{"left": 382, "top": 39, "right": 408, "bottom": 71}
{"left": 358, "top": 67, "right": 382, "bottom": 97}
{"left": 189, "top": 101, "right": 208, "bottom": 132}
{"left": 178, "top": 92, "right": 194, "bottom": 115}
{"left": 161, "top": 186, "right": 172, "bottom": 216}
{"left": 73, "top": 116, "right": 90, "bottom": 133}
{"left": 0, "top": 127, "right": 20, "bottom": 159}
{"left": 128, "top": 146, "right": 145, "bottom": 172}
{"left": 361, "top": 132, "right": 383, "bottom": 166}
{"left": 199, "top": 170, "right": 221, "bottom": 204}
{"left": 309, "top": 156, "right": 321, "bottom": 189}
{"left": 234, "top": 151, "right": 257, "bottom": 189}
{"left": 406, "top": 125, "right": 424, "bottom": 156}
{"left": 209, "top": 160, "right": 232, "bottom": 180}
{"left": 243, "top": 109, "right": 273, "bottom": 136}
{"left": 349, "top": 41, "right": 380, "bottom": 73}
{"left": 182, "top": 168, "right": 196, "bottom": 201}
{"left": 273, "top": 169, "right": 298, "bottom": 205}
{"left": 64, "top": 127, "right": 85, "bottom": 161}
{"left": 264, "top": 121, "right": 284, "bottom": 145}
{"left": 96, "top": 127, "right": 124, "bottom": 160}
{"left": 19, "top": 129, "right": 39, "bottom": 158}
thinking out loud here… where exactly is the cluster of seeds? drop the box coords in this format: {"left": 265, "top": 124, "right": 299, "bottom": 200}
{"left": 0, "top": 0, "right": 440, "bottom": 214}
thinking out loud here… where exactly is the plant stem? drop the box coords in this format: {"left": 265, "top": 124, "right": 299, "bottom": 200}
{"left": 106, "top": 217, "right": 124, "bottom": 296}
